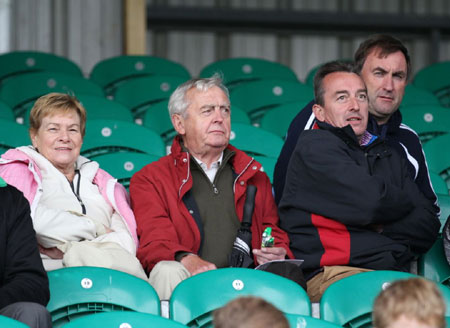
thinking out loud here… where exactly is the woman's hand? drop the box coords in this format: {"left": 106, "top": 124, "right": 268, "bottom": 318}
{"left": 39, "top": 245, "right": 64, "bottom": 259}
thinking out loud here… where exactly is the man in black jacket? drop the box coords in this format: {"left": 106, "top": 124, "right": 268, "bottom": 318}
{"left": 273, "top": 35, "right": 438, "bottom": 214}
{"left": 0, "top": 177, "right": 51, "bottom": 327}
{"left": 278, "top": 61, "right": 440, "bottom": 302}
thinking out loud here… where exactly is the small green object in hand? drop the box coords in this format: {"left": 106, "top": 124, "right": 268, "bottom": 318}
{"left": 261, "top": 227, "right": 274, "bottom": 247}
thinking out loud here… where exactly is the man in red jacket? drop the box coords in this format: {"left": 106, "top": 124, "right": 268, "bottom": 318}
{"left": 130, "top": 75, "right": 293, "bottom": 300}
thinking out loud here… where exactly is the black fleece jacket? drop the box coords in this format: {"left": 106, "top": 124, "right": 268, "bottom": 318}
{"left": 279, "top": 122, "right": 440, "bottom": 278}
{"left": 273, "top": 101, "right": 438, "bottom": 214}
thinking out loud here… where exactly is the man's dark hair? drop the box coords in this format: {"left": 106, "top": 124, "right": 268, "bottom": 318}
{"left": 313, "top": 61, "right": 356, "bottom": 106}
{"left": 354, "top": 34, "right": 411, "bottom": 79}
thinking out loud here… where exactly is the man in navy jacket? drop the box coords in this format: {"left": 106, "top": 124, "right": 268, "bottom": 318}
{"left": 273, "top": 34, "right": 438, "bottom": 214}
{"left": 279, "top": 61, "right": 440, "bottom": 302}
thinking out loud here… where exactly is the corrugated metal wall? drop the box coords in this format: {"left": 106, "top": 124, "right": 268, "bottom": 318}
{"left": 4, "top": 0, "right": 450, "bottom": 81}
{"left": 8, "top": 0, "right": 122, "bottom": 76}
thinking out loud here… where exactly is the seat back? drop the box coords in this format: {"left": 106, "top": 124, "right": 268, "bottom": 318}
{"left": 401, "top": 105, "right": 450, "bottom": 143}
{"left": 0, "top": 119, "right": 31, "bottom": 154}
{"left": 401, "top": 84, "right": 441, "bottom": 107}
{"left": 430, "top": 171, "right": 449, "bottom": 196}
{"left": 170, "top": 268, "right": 310, "bottom": 328}
{"left": 90, "top": 55, "right": 191, "bottom": 95}
{"left": 230, "top": 79, "right": 313, "bottom": 121}
{"left": 418, "top": 237, "right": 450, "bottom": 287}
{"left": 81, "top": 119, "right": 165, "bottom": 158}
{"left": 230, "top": 123, "right": 283, "bottom": 158}
{"left": 93, "top": 152, "right": 160, "bottom": 189}
{"left": 142, "top": 100, "right": 176, "bottom": 145}
{"left": 0, "top": 72, "right": 103, "bottom": 119}
{"left": 423, "top": 134, "right": 450, "bottom": 190}
{"left": 200, "top": 57, "right": 299, "bottom": 89}
{"left": 230, "top": 105, "right": 251, "bottom": 125}
{"left": 47, "top": 267, "right": 160, "bottom": 327}
{"left": 304, "top": 63, "right": 321, "bottom": 87}
{"left": 0, "top": 100, "right": 15, "bottom": 122}
{"left": 320, "top": 270, "right": 416, "bottom": 327}
{"left": 260, "top": 100, "right": 312, "bottom": 138}
{"left": 253, "top": 155, "right": 277, "bottom": 183}
{"left": 0, "top": 51, "right": 82, "bottom": 84}
{"left": 77, "top": 94, "right": 134, "bottom": 122}
{"left": 413, "top": 61, "right": 450, "bottom": 107}
{"left": 113, "top": 75, "right": 187, "bottom": 119}
{"left": 62, "top": 311, "right": 188, "bottom": 328}
{"left": 439, "top": 195, "right": 450, "bottom": 229}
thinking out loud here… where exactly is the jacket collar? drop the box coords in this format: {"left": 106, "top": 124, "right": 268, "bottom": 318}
{"left": 316, "top": 121, "right": 360, "bottom": 146}
{"left": 170, "top": 135, "right": 259, "bottom": 187}
{"left": 366, "top": 110, "right": 402, "bottom": 139}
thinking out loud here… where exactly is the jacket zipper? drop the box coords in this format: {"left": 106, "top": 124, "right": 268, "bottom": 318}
{"left": 68, "top": 169, "right": 86, "bottom": 215}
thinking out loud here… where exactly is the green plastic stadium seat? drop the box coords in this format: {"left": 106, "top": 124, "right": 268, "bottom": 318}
{"left": 253, "top": 155, "right": 277, "bottom": 183}
{"left": 0, "top": 315, "right": 28, "bottom": 327}
{"left": 401, "top": 84, "right": 441, "bottom": 107}
{"left": 432, "top": 172, "right": 449, "bottom": 196}
{"left": 0, "top": 100, "right": 15, "bottom": 122}
{"left": 304, "top": 63, "right": 321, "bottom": 87}
{"left": 90, "top": 55, "right": 191, "bottom": 96}
{"left": 285, "top": 314, "right": 342, "bottom": 328}
{"left": 0, "top": 51, "right": 82, "bottom": 84}
{"left": 231, "top": 105, "right": 251, "bottom": 125}
{"left": 62, "top": 312, "right": 188, "bottom": 328}
{"left": 401, "top": 104, "right": 450, "bottom": 143}
{"left": 0, "top": 72, "right": 103, "bottom": 119}
{"left": 260, "top": 100, "right": 312, "bottom": 138}
{"left": 320, "top": 270, "right": 417, "bottom": 327}
{"left": 438, "top": 195, "right": 450, "bottom": 229}
{"left": 170, "top": 268, "right": 310, "bottom": 328}
{"left": 47, "top": 267, "right": 159, "bottom": 328}
{"left": 413, "top": 61, "right": 450, "bottom": 107}
{"left": 0, "top": 119, "right": 31, "bottom": 154}
{"left": 142, "top": 100, "right": 175, "bottom": 145}
{"left": 430, "top": 171, "right": 450, "bottom": 196}
{"left": 199, "top": 57, "right": 299, "bottom": 90}
{"left": 230, "top": 79, "right": 313, "bottom": 121}
{"left": 77, "top": 94, "right": 134, "bottom": 122}
{"left": 81, "top": 119, "right": 165, "bottom": 158}
{"left": 230, "top": 123, "right": 284, "bottom": 158}
{"left": 423, "top": 134, "right": 450, "bottom": 190}
{"left": 418, "top": 237, "right": 450, "bottom": 286}
{"left": 113, "top": 75, "right": 187, "bottom": 119}
{"left": 93, "top": 152, "right": 160, "bottom": 189}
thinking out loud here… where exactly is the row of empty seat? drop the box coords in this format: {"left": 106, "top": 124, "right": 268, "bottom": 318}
{"left": 28, "top": 266, "right": 450, "bottom": 328}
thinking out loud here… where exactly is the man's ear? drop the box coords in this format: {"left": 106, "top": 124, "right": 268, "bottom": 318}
{"left": 312, "top": 104, "right": 325, "bottom": 122}
{"left": 171, "top": 114, "right": 186, "bottom": 135}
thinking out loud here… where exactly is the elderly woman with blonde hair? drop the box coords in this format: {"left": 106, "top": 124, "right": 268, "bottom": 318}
{"left": 0, "top": 92, "right": 146, "bottom": 279}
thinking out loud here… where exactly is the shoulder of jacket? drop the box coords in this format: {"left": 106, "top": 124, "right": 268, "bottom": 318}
{"left": 0, "top": 176, "right": 6, "bottom": 187}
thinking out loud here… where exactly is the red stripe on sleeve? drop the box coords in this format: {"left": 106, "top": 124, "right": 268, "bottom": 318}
{"left": 311, "top": 213, "right": 351, "bottom": 266}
